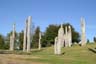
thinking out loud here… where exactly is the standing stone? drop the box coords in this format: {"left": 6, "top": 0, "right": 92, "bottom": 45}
{"left": 59, "top": 24, "right": 64, "bottom": 47}
{"left": 10, "top": 35, "right": 13, "bottom": 51}
{"left": 58, "top": 24, "right": 64, "bottom": 54}
{"left": 23, "top": 16, "right": 32, "bottom": 52}
{"left": 68, "top": 26, "right": 72, "bottom": 47}
{"left": 65, "top": 26, "right": 68, "bottom": 47}
{"left": 27, "top": 16, "right": 32, "bottom": 52}
{"left": 54, "top": 23, "right": 73, "bottom": 54}
{"left": 55, "top": 24, "right": 64, "bottom": 54}
{"left": 38, "top": 32, "right": 41, "bottom": 50}
{"left": 54, "top": 37, "right": 58, "bottom": 54}
{"left": 57, "top": 38, "right": 61, "bottom": 54}
{"left": 81, "top": 17, "right": 86, "bottom": 46}
{"left": 23, "top": 20, "right": 28, "bottom": 51}
{"left": 10, "top": 23, "right": 15, "bottom": 51}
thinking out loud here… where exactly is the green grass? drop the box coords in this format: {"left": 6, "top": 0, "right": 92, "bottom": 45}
{"left": 1, "top": 43, "right": 96, "bottom": 64}
{"left": 20, "top": 43, "right": 96, "bottom": 64}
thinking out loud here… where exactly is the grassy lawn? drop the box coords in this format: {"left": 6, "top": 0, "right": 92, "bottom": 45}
{"left": 0, "top": 43, "right": 96, "bottom": 64}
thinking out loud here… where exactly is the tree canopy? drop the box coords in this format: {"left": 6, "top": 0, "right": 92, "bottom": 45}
{"left": 0, "top": 23, "right": 80, "bottom": 49}
{"left": 32, "top": 26, "right": 40, "bottom": 48}
{"left": 41, "top": 23, "right": 80, "bottom": 47}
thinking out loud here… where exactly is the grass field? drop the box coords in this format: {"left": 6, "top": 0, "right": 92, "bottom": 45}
{"left": 0, "top": 43, "right": 96, "bottom": 64}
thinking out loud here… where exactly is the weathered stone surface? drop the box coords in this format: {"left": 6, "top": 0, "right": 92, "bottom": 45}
{"left": 10, "top": 35, "right": 13, "bottom": 51}
{"left": 81, "top": 17, "right": 86, "bottom": 46}
{"left": 23, "top": 16, "right": 32, "bottom": 52}
{"left": 54, "top": 37, "right": 58, "bottom": 54}
{"left": 27, "top": 16, "right": 32, "bottom": 52}
{"left": 65, "top": 26, "right": 68, "bottom": 47}
{"left": 23, "top": 20, "right": 28, "bottom": 51}
{"left": 68, "top": 26, "right": 72, "bottom": 47}
{"left": 58, "top": 24, "right": 64, "bottom": 48}
{"left": 54, "top": 24, "right": 72, "bottom": 54}
{"left": 38, "top": 32, "right": 41, "bottom": 50}
{"left": 10, "top": 23, "right": 15, "bottom": 51}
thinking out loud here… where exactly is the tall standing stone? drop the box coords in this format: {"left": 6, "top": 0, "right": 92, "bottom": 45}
{"left": 54, "top": 37, "right": 58, "bottom": 54}
{"left": 54, "top": 23, "right": 73, "bottom": 54}
{"left": 68, "top": 26, "right": 72, "bottom": 47}
{"left": 10, "top": 23, "right": 15, "bottom": 51}
{"left": 23, "top": 16, "right": 32, "bottom": 52}
{"left": 59, "top": 24, "right": 64, "bottom": 47}
{"left": 57, "top": 24, "right": 64, "bottom": 54}
{"left": 81, "top": 17, "right": 86, "bottom": 46}
{"left": 23, "top": 20, "right": 28, "bottom": 51}
{"left": 65, "top": 26, "right": 68, "bottom": 47}
{"left": 27, "top": 16, "right": 32, "bottom": 52}
{"left": 10, "top": 35, "right": 13, "bottom": 50}
{"left": 38, "top": 32, "right": 41, "bottom": 50}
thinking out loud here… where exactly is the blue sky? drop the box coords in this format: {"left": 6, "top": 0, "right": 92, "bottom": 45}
{"left": 0, "top": 0, "right": 96, "bottom": 42}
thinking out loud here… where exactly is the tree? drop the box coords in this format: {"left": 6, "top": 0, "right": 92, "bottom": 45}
{"left": 72, "top": 30, "right": 80, "bottom": 43}
{"left": 18, "top": 30, "right": 24, "bottom": 50}
{"left": 63, "top": 23, "right": 80, "bottom": 43}
{"left": 42, "top": 24, "right": 59, "bottom": 47}
{"left": 0, "top": 34, "right": 5, "bottom": 49}
{"left": 87, "top": 39, "right": 90, "bottom": 43}
{"left": 32, "top": 26, "right": 40, "bottom": 48}
{"left": 93, "top": 37, "right": 96, "bottom": 43}
{"left": 42, "top": 23, "right": 80, "bottom": 47}
{"left": 6, "top": 31, "right": 18, "bottom": 50}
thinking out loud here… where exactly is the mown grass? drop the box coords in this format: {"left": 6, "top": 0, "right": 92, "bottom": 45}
{"left": 0, "top": 43, "right": 96, "bottom": 64}
{"left": 21, "top": 43, "right": 96, "bottom": 64}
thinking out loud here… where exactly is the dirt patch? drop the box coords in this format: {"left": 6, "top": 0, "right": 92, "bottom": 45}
{"left": 0, "top": 54, "right": 47, "bottom": 64}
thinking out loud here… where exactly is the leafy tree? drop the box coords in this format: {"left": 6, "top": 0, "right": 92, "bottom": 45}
{"left": 87, "top": 39, "right": 90, "bottom": 43}
{"left": 42, "top": 24, "right": 59, "bottom": 46}
{"left": 18, "top": 30, "right": 24, "bottom": 50}
{"left": 41, "top": 34, "right": 47, "bottom": 47}
{"left": 63, "top": 23, "right": 80, "bottom": 43}
{"left": 32, "top": 26, "right": 40, "bottom": 48}
{"left": 0, "top": 34, "right": 5, "bottom": 49}
{"left": 3, "top": 36, "right": 9, "bottom": 49}
{"left": 72, "top": 30, "right": 80, "bottom": 43}
{"left": 5, "top": 31, "right": 13, "bottom": 50}
{"left": 6, "top": 31, "right": 18, "bottom": 50}
{"left": 93, "top": 37, "right": 96, "bottom": 43}
{"left": 42, "top": 23, "right": 80, "bottom": 47}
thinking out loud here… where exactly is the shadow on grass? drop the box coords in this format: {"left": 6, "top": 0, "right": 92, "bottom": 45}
{"left": 54, "top": 52, "right": 65, "bottom": 56}
{"left": 62, "top": 52, "right": 65, "bottom": 55}
{"left": 88, "top": 48, "right": 96, "bottom": 53}
{"left": 0, "top": 50, "right": 12, "bottom": 54}
{"left": 0, "top": 49, "right": 45, "bottom": 55}
{"left": 30, "top": 49, "right": 44, "bottom": 53}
